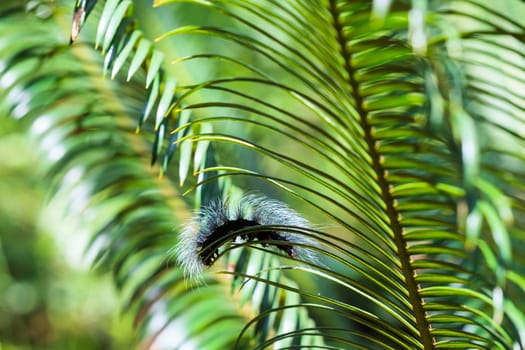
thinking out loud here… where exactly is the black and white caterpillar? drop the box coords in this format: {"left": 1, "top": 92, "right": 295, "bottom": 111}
{"left": 175, "top": 195, "right": 317, "bottom": 280}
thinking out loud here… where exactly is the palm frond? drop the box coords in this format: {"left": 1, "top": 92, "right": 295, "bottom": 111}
{"left": 4, "top": 0, "right": 525, "bottom": 349}
{"left": 139, "top": 0, "right": 525, "bottom": 348}
{"left": 71, "top": 0, "right": 188, "bottom": 175}
{"left": 0, "top": 3, "right": 252, "bottom": 349}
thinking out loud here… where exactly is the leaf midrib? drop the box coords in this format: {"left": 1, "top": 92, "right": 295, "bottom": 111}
{"left": 328, "top": 1, "right": 434, "bottom": 348}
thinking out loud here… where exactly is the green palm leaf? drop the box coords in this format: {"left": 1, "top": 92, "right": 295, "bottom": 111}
{"left": 141, "top": 0, "right": 524, "bottom": 348}
{"left": 3, "top": 0, "right": 525, "bottom": 349}
{"left": 0, "top": 3, "right": 252, "bottom": 349}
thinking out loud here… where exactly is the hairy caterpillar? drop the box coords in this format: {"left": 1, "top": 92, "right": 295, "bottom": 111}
{"left": 175, "top": 195, "right": 317, "bottom": 280}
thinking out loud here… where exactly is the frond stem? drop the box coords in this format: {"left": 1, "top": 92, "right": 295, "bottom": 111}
{"left": 328, "top": 1, "right": 434, "bottom": 348}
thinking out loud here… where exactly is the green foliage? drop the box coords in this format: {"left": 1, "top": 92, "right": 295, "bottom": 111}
{"left": 0, "top": 2, "right": 250, "bottom": 349}
{"left": 2, "top": 0, "right": 525, "bottom": 349}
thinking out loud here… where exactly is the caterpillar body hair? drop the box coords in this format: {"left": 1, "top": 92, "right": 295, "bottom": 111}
{"left": 174, "top": 195, "right": 317, "bottom": 280}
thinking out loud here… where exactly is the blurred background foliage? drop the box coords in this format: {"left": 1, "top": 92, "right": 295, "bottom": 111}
{"left": 0, "top": 118, "right": 135, "bottom": 349}
{"left": 1, "top": 0, "right": 525, "bottom": 349}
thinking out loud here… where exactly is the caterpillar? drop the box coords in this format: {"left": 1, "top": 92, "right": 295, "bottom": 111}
{"left": 174, "top": 195, "right": 317, "bottom": 280}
